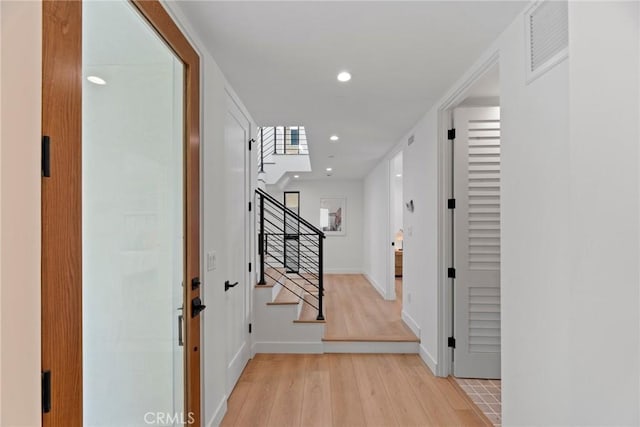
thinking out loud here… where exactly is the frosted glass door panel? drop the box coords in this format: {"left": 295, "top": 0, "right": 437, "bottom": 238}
{"left": 82, "top": 1, "right": 185, "bottom": 425}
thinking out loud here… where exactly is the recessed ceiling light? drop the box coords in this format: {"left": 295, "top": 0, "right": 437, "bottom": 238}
{"left": 330, "top": 135, "right": 339, "bottom": 142}
{"left": 328, "top": 155, "right": 335, "bottom": 158}
{"left": 326, "top": 167, "right": 333, "bottom": 172}
{"left": 396, "top": 174, "right": 402, "bottom": 177}
{"left": 87, "top": 76, "right": 106, "bottom": 85}
{"left": 337, "top": 71, "right": 351, "bottom": 82}
{"left": 293, "top": 175, "right": 299, "bottom": 178}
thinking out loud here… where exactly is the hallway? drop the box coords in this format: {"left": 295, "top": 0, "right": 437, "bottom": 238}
{"left": 220, "top": 354, "right": 491, "bottom": 427}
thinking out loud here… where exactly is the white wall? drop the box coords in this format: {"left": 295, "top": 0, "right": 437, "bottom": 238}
{"left": 499, "top": 16, "right": 571, "bottom": 425}
{"left": 567, "top": 2, "right": 639, "bottom": 424}
{"left": 269, "top": 179, "right": 364, "bottom": 273}
{"left": 395, "top": 108, "right": 440, "bottom": 369}
{"left": 0, "top": 0, "right": 3, "bottom": 417}
{"left": 0, "top": 1, "right": 42, "bottom": 425}
{"left": 363, "top": 161, "right": 390, "bottom": 297}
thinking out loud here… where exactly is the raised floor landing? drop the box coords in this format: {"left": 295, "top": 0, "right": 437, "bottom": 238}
{"left": 323, "top": 274, "right": 418, "bottom": 343}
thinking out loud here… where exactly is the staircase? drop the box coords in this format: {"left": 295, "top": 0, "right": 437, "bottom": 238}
{"left": 252, "top": 188, "right": 326, "bottom": 353}
{"left": 257, "top": 126, "right": 312, "bottom": 186}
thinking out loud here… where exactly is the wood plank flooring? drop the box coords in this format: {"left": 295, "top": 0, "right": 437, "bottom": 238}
{"left": 323, "top": 274, "right": 417, "bottom": 342}
{"left": 221, "top": 354, "right": 492, "bottom": 427}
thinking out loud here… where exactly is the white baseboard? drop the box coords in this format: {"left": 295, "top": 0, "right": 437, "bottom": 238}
{"left": 323, "top": 340, "right": 419, "bottom": 354}
{"left": 401, "top": 310, "right": 421, "bottom": 339}
{"left": 324, "top": 268, "right": 363, "bottom": 274}
{"left": 252, "top": 341, "right": 324, "bottom": 354}
{"left": 227, "top": 341, "right": 249, "bottom": 395}
{"left": 206, "top": 395, "right": 227, "bottom": 427}
{"left": 363, "top": 273, "right": 386, "bottom": 299}
{"left": 419, "top": 343, "right": 438, "bottom": 375}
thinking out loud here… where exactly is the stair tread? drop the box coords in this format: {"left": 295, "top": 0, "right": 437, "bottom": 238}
{"left": 294, "top": 295, "right": 325, "bottom": 323}
{"left": 258, "top": 268, "right": 286, "bottom": 287}
{"left": 267, "top": 285, "right": 300, "bottom": 305}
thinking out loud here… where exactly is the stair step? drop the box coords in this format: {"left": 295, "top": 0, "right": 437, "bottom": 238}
{"left": 322, "top": 336, "right": 420, "bottom": 343}
{"left": 257, "top": 267, "right": 286, "bottom": 287}
{"left": 267, "top": 284, "right": 300, "bottom": 305}
{"left": 294, "top": 294, "right": 325, "bottom": 323}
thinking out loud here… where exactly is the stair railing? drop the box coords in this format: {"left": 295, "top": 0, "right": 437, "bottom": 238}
{"left": 257, "top": 127, "right": 308, "bottom": 174}
{"left": 256, "top": 188, "right": 325, "bottom": 320}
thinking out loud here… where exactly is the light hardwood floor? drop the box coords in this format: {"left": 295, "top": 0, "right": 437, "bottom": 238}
{"left": 220, "top": 353, "right": 492, "bottom": 427}
{"left": 323, "top": 274, "right": 417, "bottom": 342}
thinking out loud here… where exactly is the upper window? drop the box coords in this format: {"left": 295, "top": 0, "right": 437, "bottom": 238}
{"left": 290, "top": 128, "right": 299, "bottom": 146}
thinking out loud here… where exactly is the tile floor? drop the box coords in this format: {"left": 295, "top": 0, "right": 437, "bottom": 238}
{"left": 454, "top": 377, "right": 502, "bottom": 426}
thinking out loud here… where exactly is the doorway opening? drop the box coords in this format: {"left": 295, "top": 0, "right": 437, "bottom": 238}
{"left": 284, "top": 191, "right": 301, "bottom": 273}
{"left": 41, "top": 1, "right": 202, "bottom": 424}
{"left": 439, "top": 60, "right": 502, "bottom": 426}
{"left": 389, "top": 151, "right": 404, "bottom": 302}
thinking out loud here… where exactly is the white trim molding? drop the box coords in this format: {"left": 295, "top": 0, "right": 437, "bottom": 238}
{"left": 364, "top": 273, "right": 387, "bottom": 299}
{"left": 401, "top": 310, "right": 421, "bottom": 339}
{"left": 419, "top": 344, "right": 438, "bottom": 375}
{"left": 436, "top": 48, "right": 501, "bottom": 378}
{"left": 206, "top": 396, "right": 227, "bottom": 427}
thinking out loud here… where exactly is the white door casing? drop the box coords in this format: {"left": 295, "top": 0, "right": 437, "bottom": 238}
{"left": 453, "top": 106, "right": 501, "bottom": 379}
{"left": 224, "top": 94, "right": 251, "bottom": 394}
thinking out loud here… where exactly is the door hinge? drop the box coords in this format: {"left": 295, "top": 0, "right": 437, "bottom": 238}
{"left": 248, "top": 262, "right": 252, "bottom": 272}
{"left": 448, "top": 198, "right": 456, "bottom": 209}
{"left": 249, "top": 323, "right": 252, "bottom": 334}
{"left": 42, "top": 370, "right": 51, "bottom": 413}
{"left": 448, "top": 337, "right": 456, "bottom": 348}
{"left": 448, "top": 128, "right": 456, "bottom": 140}
{"left": 42, "top": 135, "right": 51, "bottom": 177}
{"left": 248, "top": 201, "right": 252, "bottom": 212}
{"left": 248, "top": 138, "right": 254, "bottom": 151}
{"left": 448, "top": 267, "right": 456, "bottom": 278}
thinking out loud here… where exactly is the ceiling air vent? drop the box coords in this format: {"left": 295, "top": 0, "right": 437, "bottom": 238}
{"left": 525, "top": 0, "right": 568, "bottom": 83}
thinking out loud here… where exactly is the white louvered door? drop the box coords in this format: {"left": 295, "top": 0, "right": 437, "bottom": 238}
{"left": 453, "top": 106, "right": 501, "bottom": 379}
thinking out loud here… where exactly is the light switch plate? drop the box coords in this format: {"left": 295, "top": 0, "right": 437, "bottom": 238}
{"left": 207, "top": 251, "right": 217, "bottom": 271}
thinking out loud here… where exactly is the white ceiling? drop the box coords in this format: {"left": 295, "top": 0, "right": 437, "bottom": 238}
{"left": 176, "top": 1, "right": 525, "bottom": 179}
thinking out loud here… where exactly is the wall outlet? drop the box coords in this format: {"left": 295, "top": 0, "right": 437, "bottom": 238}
{"left": 407, "top": 226, "right": 413, "bottom": 237}
{"left": 407, "top": 292, "right": 412, "bottom": 304}
{"left": 207, "top": 251, "right": 217, "bottom": 271}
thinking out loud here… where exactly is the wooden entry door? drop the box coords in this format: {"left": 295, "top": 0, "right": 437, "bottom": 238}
{"left": 41, "top": 1, "right": 201, "bottom": 425}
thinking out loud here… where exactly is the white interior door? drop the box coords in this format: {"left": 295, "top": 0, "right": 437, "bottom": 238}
{"left": 224, "top": 95, "right": 251, "bottom": 394}
{"left": 453, "top": 106, "right": 501, "bottom": 379}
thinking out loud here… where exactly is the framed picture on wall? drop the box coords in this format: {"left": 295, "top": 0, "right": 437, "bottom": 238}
{"left": 319, "top": 197, "right": 346, "bottom": 236}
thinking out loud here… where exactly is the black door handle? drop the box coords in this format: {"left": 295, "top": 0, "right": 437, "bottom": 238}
{"left": 191, "top": 297, "right": 206, "bottom": 318}
{"left": 225, "top": 280, "right": 239, "bottom": 292}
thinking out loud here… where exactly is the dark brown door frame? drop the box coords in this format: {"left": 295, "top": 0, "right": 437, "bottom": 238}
{"left": 41, "top": 1, "right": 201, "bottom": 425}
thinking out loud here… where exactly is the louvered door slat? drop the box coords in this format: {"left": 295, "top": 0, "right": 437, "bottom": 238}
{"left": 453, "top": 106, "right": 501, "bottom": 379}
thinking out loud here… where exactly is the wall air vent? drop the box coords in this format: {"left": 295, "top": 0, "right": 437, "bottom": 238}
{"left": 408, "top": 135, "right": 415, "bottom": 146}
{"left": 525, "top": 0, "right": 568, "bottom": 84}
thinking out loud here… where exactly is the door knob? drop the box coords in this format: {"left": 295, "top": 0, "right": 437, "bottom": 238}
{"left": 225, "top": 280, "right": 239, "bottom": 292}
{"left": 191, "top": 297, "right": 206, "bottom": 318}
